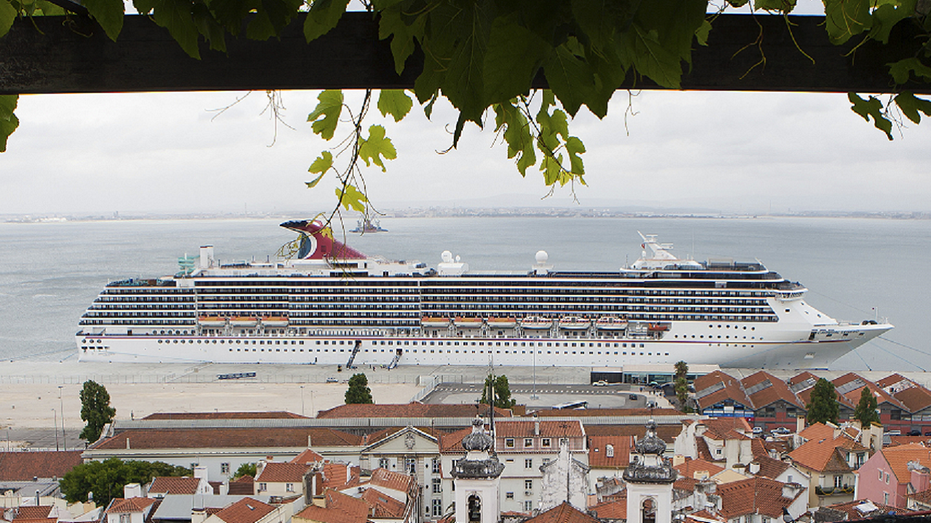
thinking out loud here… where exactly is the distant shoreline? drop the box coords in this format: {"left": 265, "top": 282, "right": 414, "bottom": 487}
{"left": 3, "top": 209, "right": 930, "bottom": 224}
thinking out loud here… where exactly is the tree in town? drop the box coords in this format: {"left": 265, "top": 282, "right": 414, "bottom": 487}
{"left": 233, "top": 463, "right": 257, "bottom": 479}
{"left": 345, "top": 373, "right": 373, "bottom": 404}
{"left": 854, "top": 387, "right": 881, "bottom": 427}
{"left": 79, "top": 380, "right": 116, "bottom": 443}
{"left": 673, "top": 361, "right": 692, "bottom": 413}
{"left": 60, "top": 458, "right": 190, "bottom": 508}
{"left": 806, "top": 378, "right": 840, "bottom": 425}
{"left": 480, "top": 373, "right": 517, "bottom": 410}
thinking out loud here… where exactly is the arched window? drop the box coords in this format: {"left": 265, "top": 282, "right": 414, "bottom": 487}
{"left": 606, "top": 444, "right": 614, "bottom": 458}
{"left": 468, "top": 494, "right": 481, "bottom": 523}
{"left": 641, "top": 497, "right": 656, "bottom": 523}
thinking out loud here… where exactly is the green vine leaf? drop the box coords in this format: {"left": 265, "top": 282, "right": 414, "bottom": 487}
{"left": 375, "top": 2, "right": 425, "bottom": 75}
{"left": 848, "top": 93, "right": 893, "bottom": 140}
{"left": 753, "top": 0, "right": 796, "bottom": 12}
{"left": 83, "top": 0, "right": 125, "bottom": 41}
{"left": 483, "top": 14, "right": 549, "bottom": 104}
{"left": 823, "top": 0, "right": 872, "bottom": 45}
{"left": 889, "top": 57, "right": 931, "bottom": 84}
{"left": 0, "top": 0, "right": 17, "bottom": 38}
{"left": 135, "top": 0, "right": 202, "bottom": 59}
{"left": 868, "top": 1, "right": 916, "bottom": 44}
{"left": 307, "top": 151, "right": 334, "bottom": 187}
{"left": 493, "top": 101, "right": 536, "bottom": 177}
{"left": 0, "top": 94, "right": 19, "bottom": 153}
{"left": 565, "top": 135, "right": 586, "bottom": 176}
{"left": 307, "top": 90, "right": 344, "bottom": 140}
{"left": 376, "top": 90, "right": 413, "bottom": 122}
{"left": 894, "top": 91, "right": 931, "bottom": 124}
{"left": 303, "top": 0, "right": 350, "bottom": 42}
{"left": 247, "top": 0, "right": 303, "bottom": 41}
{"left": 695, "top": 20, "right": 712, "bottom": 46}
{"left": 337, "top": 183, "right": 368, "bottom": 212}
{"left": 358, "top": 124, "right": 396, "bottom": 171}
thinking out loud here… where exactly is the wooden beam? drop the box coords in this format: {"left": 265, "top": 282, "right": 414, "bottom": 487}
{"left": 0, "top": 12, "right": 926, "bottom": 95}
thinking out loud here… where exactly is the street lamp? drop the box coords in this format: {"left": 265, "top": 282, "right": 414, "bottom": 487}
{"left": 52, "top": 409, "right": 59, "bottom": 451}
{"left": 58, "top": 386, "right": 65, "bottom": 451}
{"left": 300, "top": 385, "right": 305, "bottom": 416}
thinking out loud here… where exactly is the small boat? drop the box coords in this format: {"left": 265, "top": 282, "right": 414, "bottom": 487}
{"left": 197, "top": 316, "right": 227, "bottom": 327}
{"left": 350, "top": 217, "right": 387, "bottom": 233}
{"left": 230, "top": 316, "right": 259, "bottom": 327}
{"left": 595, "top": 316, "right": 628, "bottom": 330}
{"left": 421, "top": 317, "right": 451, "bottom": 328}
{"left": 648, "top": 323, "right": 669, "bottom": 332}
{"left": 559, "top": 316, "right": 591, "bottom": 330}
{"left": 487, "top": 317, "right": 518, "bottom": 329}
{"left": 520, "top": 316, "right": 553, "bottom": 330}
{"left": 261, "top": 316, "right": 289, "bottom": 328}
{"left": 454, "top": 317, "right": 484, "bottom": 328}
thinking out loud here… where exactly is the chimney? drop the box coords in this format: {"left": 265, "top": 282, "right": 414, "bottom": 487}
{"left": 256, "top": 461, "right": 267, "bottom": 480}
{"left": 534, "top": 414, "right": 540, "bottom": 436}
{"left": 307, "top": 435, "right": 313, "bottom": 448}
{"left": 191, "top": 507, "right": 207, "bottom": 523}
{"left": 126, "top": 438, "right": 130, "bottom": 450}
{"left": 909, "top": 461, "right": 930, "bottom": 493}
{"left": 782, "top": 482, "right": 801, "bottom": 499}
{"left": 796, "top": 416, "right": 805, "bottom": 435}
{"left": 194, "top": 466, "right": 208, "bottom": 481}
{"left": 124, "top": 483, "right": 142, "bottom": 498}
{"left": 362, "top": 434, "right": 369, "bottom": 445}
{"left": 748, "top": 461, "right": 761, "bottom": 475}
{"left": 672, "top": 455, "right": 686, "bottom": 467}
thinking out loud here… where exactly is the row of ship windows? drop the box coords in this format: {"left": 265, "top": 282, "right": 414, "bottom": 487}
{"left": 189, "top": 285, "right": 778, "bottom": 296}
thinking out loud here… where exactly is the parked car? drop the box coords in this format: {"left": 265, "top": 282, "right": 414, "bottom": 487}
{"left": 629, "top": 394, "right": 639, "bottom": 400}
{"left": 909, "top": 429, "right": 922, "bottom": 436}
{"left": 772, "top": 427, "right": 792, "bottom": 435}
{"left": 752, "top": 427, "right": 763, "bottom": 435}
{"left": 326, "top": 377, "right": 338, "bottom": 383}
{"left": 593, "top": 380, "right": 608, "bottom": 386}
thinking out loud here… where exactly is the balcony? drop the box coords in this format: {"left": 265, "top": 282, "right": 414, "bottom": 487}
{"left": 815, "top": 485, "right": 854, "bottom": 496}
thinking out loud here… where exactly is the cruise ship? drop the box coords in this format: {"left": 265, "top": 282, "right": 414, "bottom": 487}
{"left": 76, "top": 219, "right": 892, "bottom": 368}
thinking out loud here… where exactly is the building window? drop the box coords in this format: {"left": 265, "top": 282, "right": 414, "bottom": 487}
{"left": 380, "top": 457, "right": 390, "bottom": 469}
{"left": 221, "top": 463, "right": 230, "bottom": 474}
{"left": 884, "top": 492, "right": 890, "bottom": 504}
{"left": 432, "top": 458, "right": 440, "bottom": 473}
{"left": 432, "top": 499, "right": 442, "bottom": 517}
{"left": 258, "top": 482, "right": 267, "bottom": 492}
{"left": 542, "top": 438, "right": 551, "bottom": 448}
{"left": 525, "top": 480, "right": 533, "bottom": 490}
{"left": 834, "top": 476, "right": 842, "bottom": 488}
{"left": 524, "top": 438, "right": 533, "bottom": 448}
{"left": 432, "top": 478, "right": 441, "bottom": 494}
{"left": 506, "top": 492, "right": 514, "bottom": 499}
{"left": 878, "top": 470, "right": 883, "bottom": 481}
{"left": 408, "top": 458, "right": 417, "bottom": 474}
{"left": 119, "top": 515, "right": 130, "bottom": 523}
{"left": 505, "top": 438, "right": 515, "bottom": 448}
{"left": 542, "top": 458, "right": 550, "bottom": 465}
{"left": 286, "top": 483, "right": 294, "bottom": 492}
{"left": 524, "top": 501, "right": 533, "bottom": 511}
{"left": 885, "top": 472, "right": 890, "bottom": 484}
{"left": 525, "top": 458, "right": 533, "bottom": 469}
{"left": 606, "top": 444, "right": 614, "bottom": 458}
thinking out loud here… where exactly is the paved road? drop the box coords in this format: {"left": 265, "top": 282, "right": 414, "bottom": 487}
{"left": 423, "top": 383, "right": 651, "bottom": 410}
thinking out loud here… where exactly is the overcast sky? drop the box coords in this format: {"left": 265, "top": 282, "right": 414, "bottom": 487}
{"left": 2, "top": 3, "right": 930, "bottom": 216}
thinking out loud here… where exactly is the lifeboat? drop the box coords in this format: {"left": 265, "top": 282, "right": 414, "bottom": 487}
{"left": 520, "top": 316, "right": 553, "bottom": 330}
{"left": 648, "top": 323, "right": 669, "bottom": 332}
{"left": 559, "top": 316, "right": 591, "bottom": 330}
{"left": 487, "top": 317, "right": 518, "bottom": 329}
{"left": 261, "top": 316, "right": 289, "bottom": 328}
{"left": 595, "top": 316, "right": 628, "bottom": 330}
{"left": 230, "top": 316, "right": 259, "bottom": 327}
{"left": 454, "top": 317, "right": 484, "bottom": 328}
{"left": 421, "top": 317, "right": 451, "bottom": 328}
{"left": 197, "top": 316, "right": 227, "bottom": 328}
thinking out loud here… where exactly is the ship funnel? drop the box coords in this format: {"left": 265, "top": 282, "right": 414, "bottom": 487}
{"left": 199, "top": 245, "right": 215, "bottom": 269}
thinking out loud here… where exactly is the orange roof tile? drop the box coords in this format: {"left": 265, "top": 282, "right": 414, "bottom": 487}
{"left": 94, "top": 428, "right": 361, "bottom": 450}
{"left": 228, "top": 475, "right": 254, "bottom": 496}
{"left": 716, "top": 477, "right": 801, "bottom": 518}
{"left": 321, "top": 463, "right": 360, "bottom": 490}
{"left": 888, "top": 435, "right": 931, "bottom": 448}
{"left": 789, "top": 432, "right": 859, "bottom": 473}
{"left": 0, "top": 451, "right": 82, "bottom": 481}
{"left": 701, "top": 418, "right": 753, "bottom": 441}
{"left": 695, "top": 371, "right": 753, "bottom": 411}
{"left": 361, "top": 488, "right": 406, "bottom": 518}
{"left": 524, "top": 502, "right": 601, "bottom": 523}
{"left": 295, "top": 489, "right": 370, "bottom": 523}
{"left": 290, "top": 449, "right": 325, "bottom": 465}
{"left": 12, "top": 507, "right": 52, "bottom": 520}
{"left": 880, "top": 443, "right": 931, "bottom": 483}
{"left": 674, "top": 458, "right": 725, "bottom": 479}
{"left": 741, "top": 371, "right": 804, "bottom": 410}
{"left": 256, "top": 462, "right": 313, "bottom": 483}
{"left": 797, "top": 422, "right": 835, "bottom": 442}
{"left": 495, "top": 420, "right": 584, "bottom": 438}
{"left": 316, "top": 402, "right": 510, "bottom": 419}
{"left": 588, "top": 436, "right": 632, "bottom": 469}
{"left": 589, "top": 499, "right": 627, "bottom": 520}
{"left": 369, "top": 468, "right": 413, "bottom": 494}
{"left": 894, "top": 385, "right": 931, "bottom": 413}
{"left": 107, "top": 498, "right": 156, "bottom": 514}
{"left": 583, "top": 424, "right": 680, "bottom": 444}
{"left": 213, "top": 498, "right": 275, "bottom": 523}
{"left": 148, "top": 477, "right": 203, "bottom": 495}
{"left": 877, "top": 374, "right": 909, "bottom": 388}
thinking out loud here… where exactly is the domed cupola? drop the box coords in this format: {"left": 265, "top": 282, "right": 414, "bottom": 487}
{"left": 623, "top": 419, "right": 676, "bottom": 485}
{"left": 461, "top": 417, "right": 494, "bottom": 452}
{"left": 634, "top": 419, "right": 667, "bottom": 456}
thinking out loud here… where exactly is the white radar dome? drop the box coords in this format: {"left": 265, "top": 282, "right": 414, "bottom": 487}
{"left": 441, "top": 250, "right": 453, "bottom": 263}
{"left": 535, "top": 250, "right": 549, "bottom": 264}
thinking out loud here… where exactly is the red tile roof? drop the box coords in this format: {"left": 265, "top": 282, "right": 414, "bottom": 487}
{"left": 369, "top": 468, "right": 413, "bottom": 494}
{"left": 588, "top": 436, "right": 632, "bottom": 469}
{"left": 877, "top": 374, "right": 909, "bottom": 388}
{"left": 148, "top": 477, "right": 203, "bottom": 495}
{"left": 832, "top": 373, "right": 905, "bottom": 410}
{"left": 741, "top": 371, "right": 804, "bottom": 410}
{"left": 695, "top": 371, "right": 752, "bottom": 411}
{"left": 316, "top": 402, "right": 510, "bottom": 419}
{"left": 888, "top": 435, "right": 931, "bottom": 448}
{"left": 296, "top": 490, "right": 368, "bottom": 523}
{"left": 0, "top": 451, "right": 83, "bottom": 481}
{"left": 213, "top": 498, "right": 276, "bottom": 523}
{"left": 523, "top": 502, "right": 601, "bottom": 523}
{"left": 588, "top": 498, "right": 627, "bottom": 520}
{"left": 716, "top": 477, "right": 802, "bottom": 518}
{"left": 583, "top": 424, "right": 680, "bottom": 444}
{"left": 892, "top": 384, "right": 931, "bottom": 413}
{"left": 674, "top": 458, "right": 725, "bottom": 479}
{"left": 107, "top": 498, "right": 157, "bottom": 514}
{"left": 290, "top": 449, "right": 325, "bottom": 465}
{"left": 12, "top": 507, "right": 52, "bottom": 520}
{"left": 494, "top": 420, "right": 584, "bottom": 438}
{"left": 321, "top": 463, "right": 360, "bottom": 490}
{"left": 879, "top": 443, "right": 931, "bottom": 483}
{"left": 361, "top": 488, "right": 406, "bottom": 518}
{"left": 532, "top": 408, "right": 682, "bottom": 418}
{"left": 143, "top": 412, "right": 307, "bottom": 420}
{"left": 752, "top": 456, "right": 791, "bottom": 479}
{"left": 798, "top": 422, "right": 836, "bottom": 442}
{"left": 93, "top": 428, "right": 361, "bottom": 449}
{"left": 701, "top": 418, "right": 753, "bottom": 441}
{"left": 228, "top": 475, "right": 254, "bottom": 496}
{"left": 256, "top": 462, "right": 313, "bottom": 483}
{"left": 788, "top": 430, "right": 863, "bottom": 473}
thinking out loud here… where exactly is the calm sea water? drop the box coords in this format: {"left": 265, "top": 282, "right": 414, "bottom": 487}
{"left": 0, "top": 216, "right": 927, "bottom": 371}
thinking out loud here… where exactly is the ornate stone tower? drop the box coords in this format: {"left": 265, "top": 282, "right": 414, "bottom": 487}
{"left": 623, "top": 420, "right": 676, "bottom": 523}
{"left": 451, "top": 418, "right": 505, "bottom": 523}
